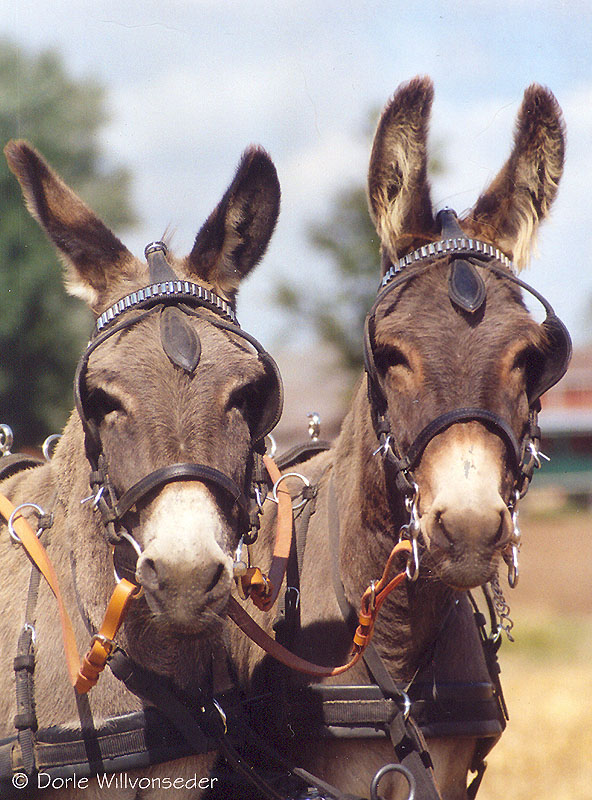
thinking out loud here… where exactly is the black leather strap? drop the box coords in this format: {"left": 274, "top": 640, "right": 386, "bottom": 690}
{"left": 113, "top": 462, "right": 249, "bottom": 523}
{"left": 405, "top": 407, "right": 522, "bottom": 472}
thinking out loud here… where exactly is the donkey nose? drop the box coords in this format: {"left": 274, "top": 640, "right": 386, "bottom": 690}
{"left": 136, "top": 552, "right": 229, "bottom": 597}
{"left": 425, "top": 499, "right": 513, "bottom": 553}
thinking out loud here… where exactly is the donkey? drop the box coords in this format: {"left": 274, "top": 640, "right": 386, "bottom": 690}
{"left": 229, "top": 78, "right": 569, "bottom": 800}
{"left": 0, "top": 139, "right": 281, "bottom": 797}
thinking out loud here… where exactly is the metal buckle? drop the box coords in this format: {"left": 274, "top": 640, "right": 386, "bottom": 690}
{"left": 90, "top": 632, "right": 115, "bottom": 656}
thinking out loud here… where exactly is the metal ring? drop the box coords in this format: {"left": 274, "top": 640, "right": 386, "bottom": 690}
{"left": 271, "top": 472, "right": 311, "bottom": 511}
{"left": 8, "top": 503, "right": 46, "bottom": 544}
{"left": 113, "top": 531, "right": 144, "bottom": 597}
{"left": 370, "top": 763, "right": 416, "bottom": 800}
{"left": 42, "top": 434, "right": 61, "bottom": 462}
{"left": 0, "top": 424, "right": 13, "bottom": 456}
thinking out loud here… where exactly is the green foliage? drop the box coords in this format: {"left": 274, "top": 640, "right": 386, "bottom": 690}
{"left": 275, "top": 184, "right": 380, "bottom": 375}
{"left": 0, "top": 41, "right": 135, "bottom": 446}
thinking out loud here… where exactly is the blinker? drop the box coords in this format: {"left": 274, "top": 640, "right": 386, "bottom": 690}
{"left": 145, "top": 241, "right": 202, "bottom": 373}
{"left": 160, "top": 306, "right": 201, "bottom": 373}
{"left": 448, "top": 259, "right": 486, "bottom": 313}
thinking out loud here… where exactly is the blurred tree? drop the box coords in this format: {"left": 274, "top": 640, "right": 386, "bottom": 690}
{"left": 275, "top": 116, "right": 445, "bottom": 379}
{"left": 0, "top": 41, "right": 135, "bottom": 447}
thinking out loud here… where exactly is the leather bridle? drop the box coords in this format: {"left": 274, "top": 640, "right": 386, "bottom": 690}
{"left": 74, "top": 242, "right": 283, "bottom": 551}
{"left": 363, "top": 209, "right": 571, "bottom": 527}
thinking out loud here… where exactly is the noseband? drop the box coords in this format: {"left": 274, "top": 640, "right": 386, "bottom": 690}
{"left": 74, "top": 242, "right": 283, "bottom": 551}
{"left": 364, "top": 210, "right": 571, "bottom": 574}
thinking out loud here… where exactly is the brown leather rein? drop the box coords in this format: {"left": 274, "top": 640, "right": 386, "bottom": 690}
{"left": 2, "top": 453, "right": 411, "bottom": 691}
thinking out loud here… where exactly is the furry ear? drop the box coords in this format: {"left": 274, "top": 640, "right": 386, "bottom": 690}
{"left": 4, "top": 140, "right": 136, "bottom": 311}
{"left": 367, "top": 76, "right": 435, "bottom": 267}
{"left": 465, "top": 85, "right": 565, "bottom": 270}
{"left": 186, "top": 146, "right": 280, "bottom": 300}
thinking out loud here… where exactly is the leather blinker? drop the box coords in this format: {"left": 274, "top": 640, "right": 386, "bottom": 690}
{"left": 160, "top": 306, "right": 201, "bottom": 373}
{"left": 448, "top": 258, "right": 486, "bottom": 313}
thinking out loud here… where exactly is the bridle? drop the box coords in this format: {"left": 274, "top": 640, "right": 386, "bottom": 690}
{"left": 74, "top": 241, "right": 283, "bottom": 554}
{"left": 364, "top": 209, "right": 572, "bottom": 584}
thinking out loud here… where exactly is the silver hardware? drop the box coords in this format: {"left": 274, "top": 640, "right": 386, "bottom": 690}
{"left": 8, "top": 503, "right": 46, "bottom": 544}
{"left": 271, "top": 472, "right": 311, "bottom": 511}
{"left": 42, "top": 434, "right": 61, "bottom": 462}
{"left": 307, "top": 412, "right": 321, "bottom": 441}
{"left": 0, "top": 424, "right": 14, "bottom": 456}
{"left": 505, "top": 491, "right": 521, "bottom": 588}
{"left": 373, "top": 434, "right": 392, "bottom": 458}
{"left": 113, "top": 531, "right": 143, "bottom": 585}
{"left": 380, "top": 236, "right": 515, "bottom": 289}
{"left": 490, "top": 572, "right": 515, "bottom": 642}
{"left": 265, "top": 433, "right": 277, "bottom": 458}
{"left": 254, "top": 485, "right": 266, "bottom": 512}
{"left": 529, "top": 441, "right": 550, "bottom": 469}
{"left": 406, "top": 537, "right": 420, "bottom": 582}
{"left": 22, "top": 622, "right": 36, "bottom": 645}
{"left": 80, "top": 485, "right": 105, "bottom": 508}
{"left": 369, "top": 580, "right": 377, "bottom": 612}
{"left": 399, "top": 484, "right": 421, "bottom": 582}
{"left": 95, "top": 280, "right": 238, "bottom": 334}
{"left": 506, "top": 544, "right": 520, "bottom": 589}
{"left": 370, "top": 763, "right": 416, "bottom": 800}
{"left": 233, "top": 536, "right": 248, "bottom": 577}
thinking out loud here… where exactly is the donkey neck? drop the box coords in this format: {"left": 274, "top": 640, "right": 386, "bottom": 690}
{"left": 332, "top": 381, "right": 452, "bottom": 677}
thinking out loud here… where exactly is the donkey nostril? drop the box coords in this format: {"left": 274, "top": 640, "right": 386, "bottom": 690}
{"left": 431, "top": 511, "right": 455, "bottom": 551}
{"left": 204, "top": 562, "right": 225, "bottom": 594}
{"left": 137, "top": 556, "right": 161, "bottom": 593}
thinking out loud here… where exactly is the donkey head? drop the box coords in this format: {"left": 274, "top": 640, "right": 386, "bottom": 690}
{"left": 366, "top": 77, "right": 567, "bottom": 589}
{"left": 5, "top": 140, "right": 281, "bottom": 633}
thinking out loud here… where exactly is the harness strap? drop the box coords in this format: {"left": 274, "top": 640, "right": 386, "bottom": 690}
{"left": 237, "top": 455, "right": 293, "bottom": 611}
{"left": 0, "top": 494, "right": 138, "bottom": 694}
{"left": 75, "top": 579, "right": 138, "bottom": 694}
{"left": 228, "top": 538, "right": 411, "bottom": 678}
{"left": 0, "top": 495, "right": 81, "bottom": 687}
{"left": 14, "top": 565, "right": 41, "bottom": 776}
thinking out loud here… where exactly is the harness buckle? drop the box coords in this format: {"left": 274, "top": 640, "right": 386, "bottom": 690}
{"left": 90, "top": 632, "right": 115, "bottom": 657}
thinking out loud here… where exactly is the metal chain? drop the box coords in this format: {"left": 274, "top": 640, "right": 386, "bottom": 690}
{"left": 489, "top": 572, "right": 515, "bottom": 643}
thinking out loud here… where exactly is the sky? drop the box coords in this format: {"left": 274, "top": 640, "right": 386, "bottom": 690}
{"left": 3, "top": 0, "right": 592, "bottom": 355}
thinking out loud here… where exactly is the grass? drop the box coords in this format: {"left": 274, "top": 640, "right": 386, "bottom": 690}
{"left": 477, "top": 613, "right": 592, "bottom": 800}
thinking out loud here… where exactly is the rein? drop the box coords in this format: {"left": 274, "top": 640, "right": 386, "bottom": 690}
{"left": 0, "top": 495, "right": 137, "bottom": 693}
{"left": 228, "top": 538, "right": 412, "bottom": 677}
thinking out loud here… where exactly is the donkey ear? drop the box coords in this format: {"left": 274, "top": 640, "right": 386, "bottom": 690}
{"left": 367, "top": 76, "right": 435, "bottom": 265}
{"left": 467, "top": 85, "right": 565, "bottom": 270}
{"left": 4, "top": 140, "right": 136, "bottom": 312}
{"left": 186, "top": 146, "right": 280, "bottom": 300}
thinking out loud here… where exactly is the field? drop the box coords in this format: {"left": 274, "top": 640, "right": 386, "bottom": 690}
{"left": 478, "top": 503, "right": 592, "bottom": 800}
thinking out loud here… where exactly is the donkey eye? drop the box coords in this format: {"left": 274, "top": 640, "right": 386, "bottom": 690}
{"left": 374, "top": 346, "right": 410, "bottom": 374}
{"left": 227, "top": 386, "right": 253, "bottom": 415}
{"left": 87, "top": 388, "right": 123, "bottom": 423}
{"left": 512, "top": 347, "right": 545, "bottom": 395}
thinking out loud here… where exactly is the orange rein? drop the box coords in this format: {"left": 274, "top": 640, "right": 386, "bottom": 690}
{"left": 0, "top": 494, "right": 137, "bottom": 694}
{"left": 229, "top": 528, "right": 412, "bottom": 677}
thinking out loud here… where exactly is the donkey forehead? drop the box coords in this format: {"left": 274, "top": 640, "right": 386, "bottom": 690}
{"left": 374, "top": 264, "right": 542, "bottom": 350}
{"left": 87, "top": 312, "right": 265, "bottom": 387}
